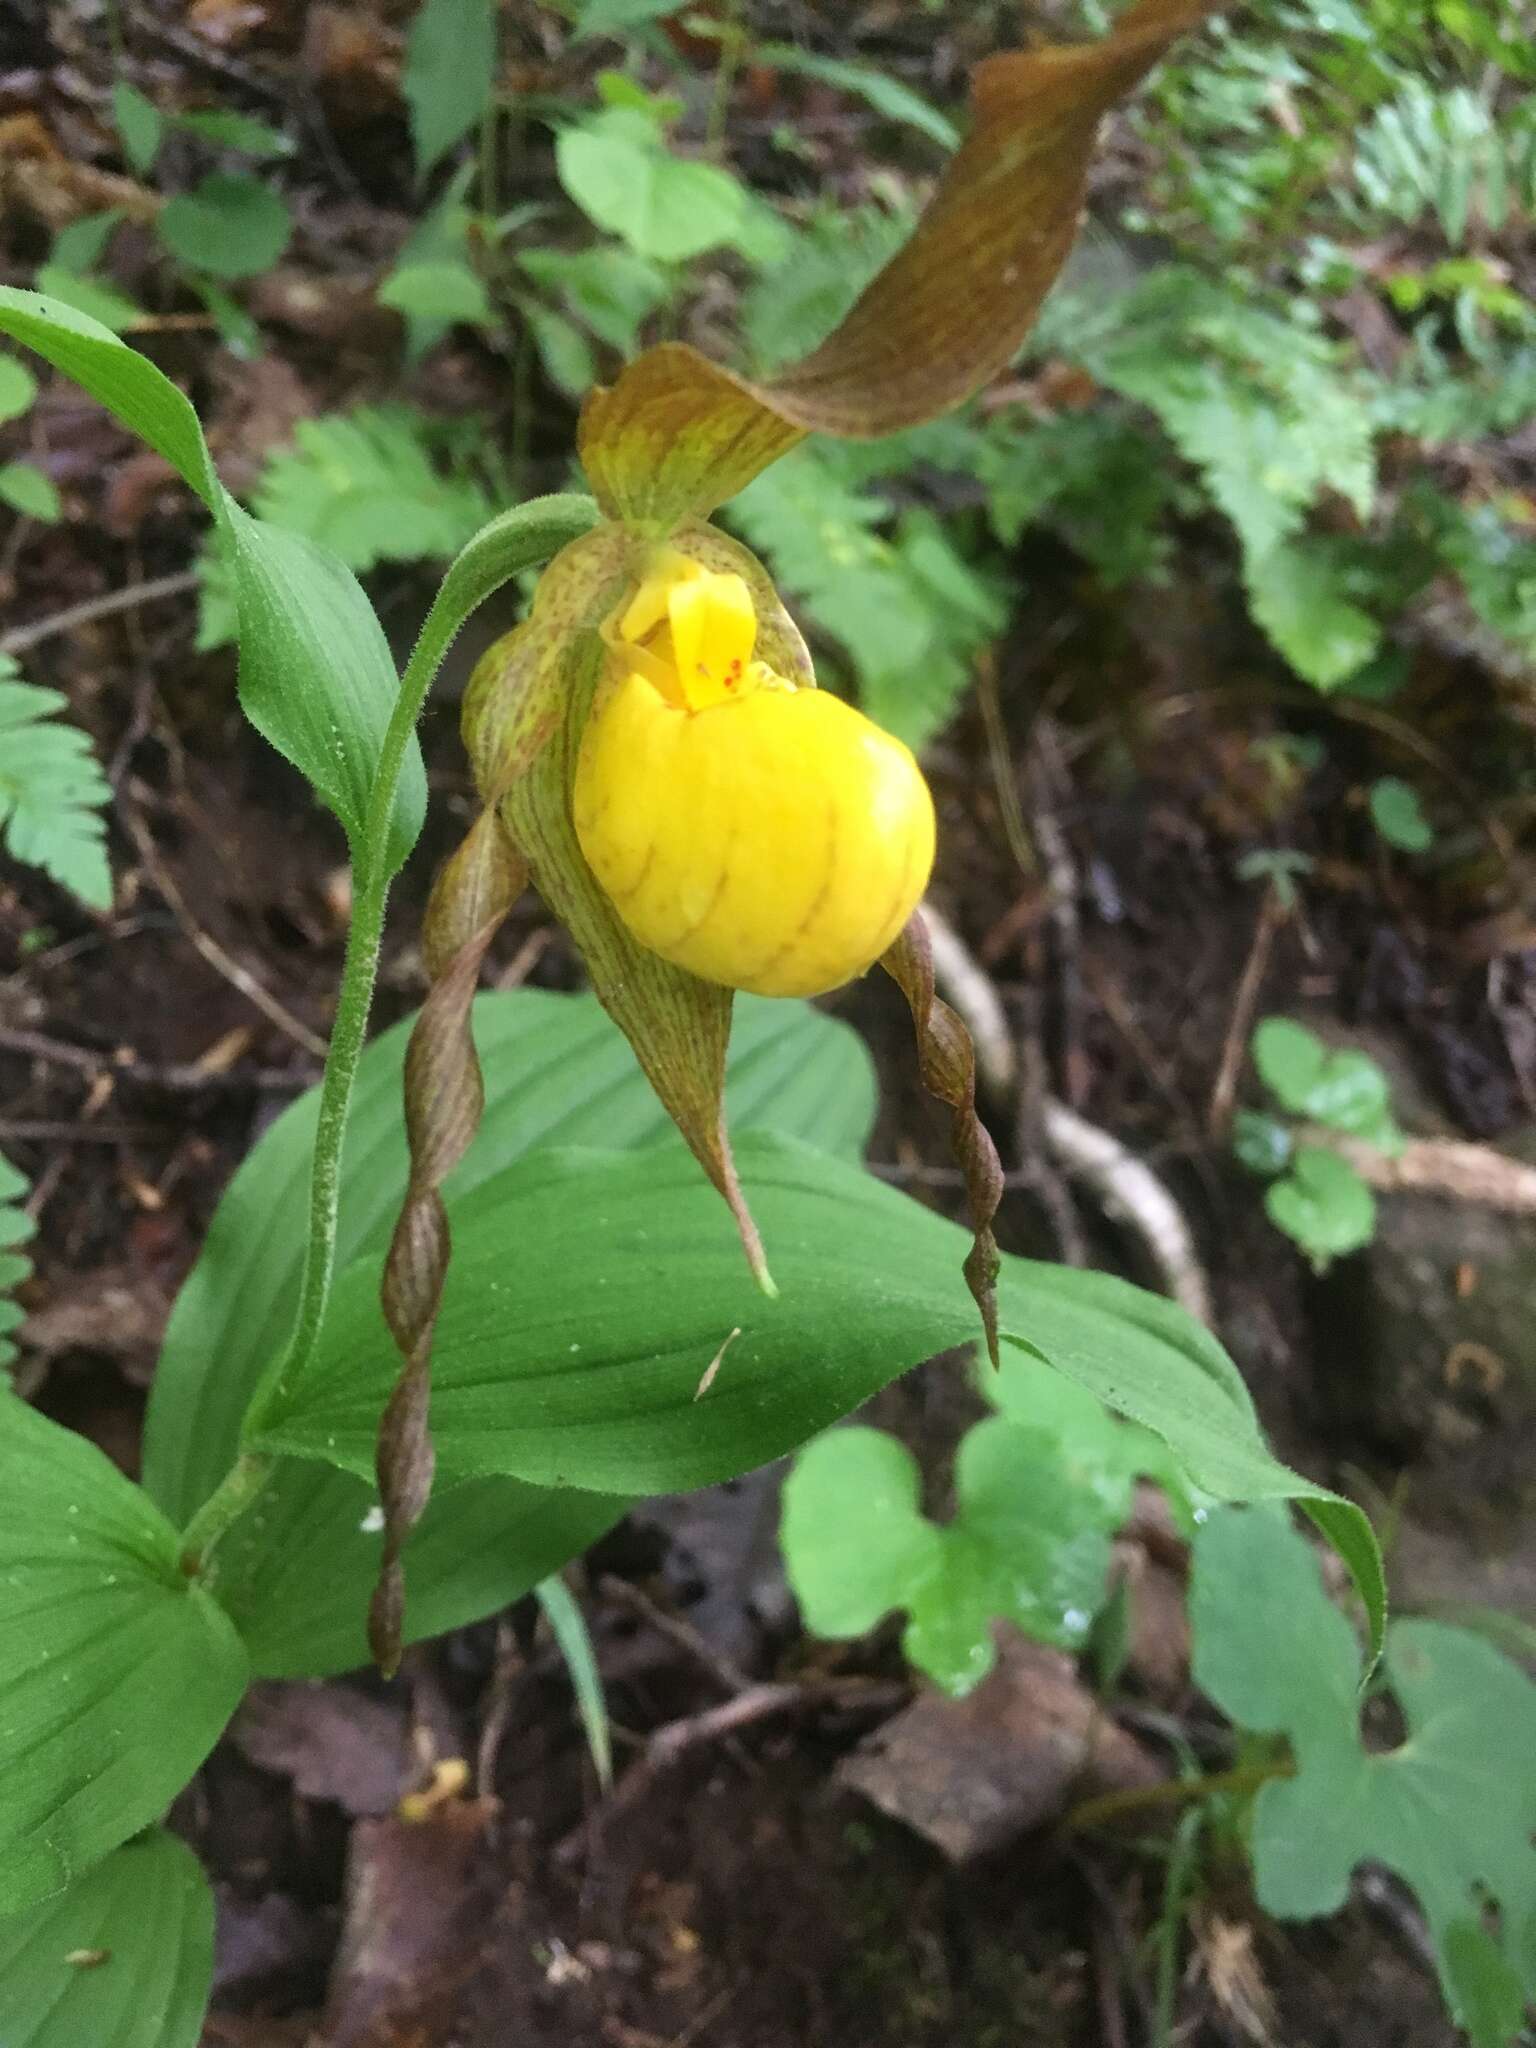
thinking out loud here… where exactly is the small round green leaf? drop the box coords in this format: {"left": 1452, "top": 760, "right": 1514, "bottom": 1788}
{"left": 1233, "top": 1109, "right": 1294, "bottom": 1178}
{"left": 0, "top": 460, "right": 61, "bottom": 521}
{"left": 171, "top": 108, "right": 294, "bottom": 157}
{"left": 111, "top": 80, "right": 162, "bottom": 176}
{"left": 1369, "top": 775, "right": 1435, "bottom": 853}
{"left": 1265, "top": 1147, "right": 1375, "bottom": 1267}
{"left": 0, "top": 354, "right": 36, "bottom": 424}
{"left": 378, "top": 261, "right": 494, "bottom": 327}
{"left": 1252, "top": 1016, "right": 1328, "bottom": 1113}
{"left": 784, "top": 1414, "right": 1129, "bottom": 1696}
{"left": 158, "top": 175, "right": 292, "bottom": 280}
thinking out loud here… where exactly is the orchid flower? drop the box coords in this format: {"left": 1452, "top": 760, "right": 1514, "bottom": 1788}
{"left": 369, "top": 0, "right": 1214, "bottom": 1665}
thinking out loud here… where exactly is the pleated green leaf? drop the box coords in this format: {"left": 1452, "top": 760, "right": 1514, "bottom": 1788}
{"left": 0, "top": 1399, "right": 247, "bottom": 1913}
{"left": 0, "top": 1831, "right": 213, "bottom": 2048}
{"left": 142, "top": 991, "right": 874, "bottom": 1676}
{"left": 0, "top": 289, "right": 425, "bottom": 870}
{"left": 246, "top": 1130, "right": 1384, "bottom": 1654}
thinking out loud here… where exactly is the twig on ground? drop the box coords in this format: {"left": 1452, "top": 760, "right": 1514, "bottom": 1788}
{"left": 0, "top": 1023, "right": 314, "bottom": 1095}
{"left": 0, "top": 1119, "right": 162, "bottom": 1144}
{"left": 1017, "top": 984, "right": 1090, "bottom": 1265}
{"left": 1030, "top": 719, "right": 1089, "bottom": 1107}
{"left": 1067, "top": 1848, "right": 1149, "bottom": 2047}
{"left": 475, "top": 1616, "right": 526, "bottom": 1799}
{"left": 0, "top": 570, "right": 200, "bottom": 658}
{"left": 1038, "top": 1098, "right": 1214, "bottom": 1326}
{"left": 976, "top": 651, "right": 1037, "bottom": 881}
{"left": 922, "top": 903, "right": 1214, "bottom": 1324}
{"left": 598, "top": 1575, "right": 754, "bottom": 1697}
{"left": 556, "top": 1679, "right": 906, "bottom": 1866}
{"left": 1307, "top": 1130, "right": 1536, "bottom": 1214}
{"left": 923, "top": 905, "right": 1016, "bottom": 1094}
{"left": 1208, "top": 883, "right": 1286, "bottom": 1141}
{"left": 117, "top": 792, "right": 330, "bottom": 1060}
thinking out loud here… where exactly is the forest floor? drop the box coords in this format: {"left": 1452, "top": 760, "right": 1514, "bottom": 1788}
{"left": 4, "top": 4, "right": 1536, "bottom": 2044}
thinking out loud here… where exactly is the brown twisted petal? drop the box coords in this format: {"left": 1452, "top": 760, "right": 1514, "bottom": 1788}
{"left": 372, "top": 808, "right": 527, "bottom": 1673}
{"left": 881, "top": 913, "right": 1004, "bottom": 1368}
{"left": 578, "top": 0, "right": 1218, "bottom": 528}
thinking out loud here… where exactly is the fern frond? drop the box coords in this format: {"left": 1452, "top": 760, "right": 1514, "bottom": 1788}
{"left": 739, "top": 201, "right": 915, "bottom": 377}
{"left": 0, "top": 654, "right": 113, "bottom": 908}
{"left": 253, "top": 406, "right": 497, "bottom": 570}
{"left": 0, "top": 1150, "right": 34, "bottom": 1372}
{"left": 728, "top": 445, "right": 1004, "bottom": 749}
{"left": 197, "top": 403, "right": 503, "bottom": 651}
{"left": 1352, "top": 81, "right": 1536, "bottom": 248}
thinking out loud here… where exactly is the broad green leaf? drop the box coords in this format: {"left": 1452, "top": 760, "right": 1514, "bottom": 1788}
{"left": 0, "top": 290, "right": 425, "bottom": 864}
{"left": 111, "top": 80, "right": 162, "bottom": 175}
{"left": 1245, "top": 539, "right": 1381, "bottom": 691}
{"left": 784, "top": 1413, "right": 1134, "bottom": 1695}
{"left": 0, "top": 290, "right": 218, "bottom": 502}
{"left": 157, "top": 175, "right": 292, "bottom": 281}
{"left": 404, "top": 0, "right": 497, "bottom": 182}
{"left": 145, "top": 993, "right": 869, "bottom": 1676}
{"left": 1192, "top": 1509, "right": 1536, "bottom": 2041}
{"left": 0, "top": 1149, "right": 34, "bottom": 1370}
{"left": 0, "top": 354, "right": 36, "bottom": 423}
{"left": 0, "top": 660, "right": 113, "bottom": 908}
{"left": 1369, "top": 775, "right": 1435, "bottom": 852}
{"left": 0, "top": 462, "right": 61, "bottom": 522}
{"left": 0, "top": 1397, "right": 247, "bottom": 1913}
{"left": 0, "top": 1831, "right": 213, "bottom": 2048}
{"left": 983, "top": 1343, "right": 1196, "bottom": 1516}
{"left": 208, "top": 1466, "right": 622, "bottom": 1678}
{"left": 377, "top": 260, "right": 493, "bottom": 328}
{"left": 556, "top": 111, "right": 771, "bottom": 265}
{"left": 1265, "top": 1148, "right": 1376, "bottom": 1267}
{"left": 523, "top": 301, "right": 597, "bottom": 399}
{"left": 221, "top": 504, "right": 427, "bottom": 871}
{"left": 537, "top": 1574, "right": 612, "bottom": 1787}
{"left": 144, "top": 989, "right": 876, "bottom": 1523}
{"left": 248, "top": 1129, "right": 1383, "bottom": 1653}
{"left": 49, "top": 212, "right": 121, "bottom": 274}
{"left": 30, "top": 265, "right": 143, "bottom": 334}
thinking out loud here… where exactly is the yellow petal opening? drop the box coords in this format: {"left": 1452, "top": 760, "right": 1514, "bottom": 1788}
{"left": 576, "top": 559, "right": 935, "bottom": 998}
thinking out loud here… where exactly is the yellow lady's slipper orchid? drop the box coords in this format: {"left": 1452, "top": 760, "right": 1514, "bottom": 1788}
{"left": 573, "top": 553, "right": 936, "bottom": 999}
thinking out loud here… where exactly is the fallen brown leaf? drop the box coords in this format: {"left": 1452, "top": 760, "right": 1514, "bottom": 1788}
{"left": 838, "top": 1627, "right": 1164, "bottom": 1863}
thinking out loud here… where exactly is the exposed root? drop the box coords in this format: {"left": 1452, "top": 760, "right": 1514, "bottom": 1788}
{"left": 1313, "top": 1131, "right": 1536, "bottom": 1215}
